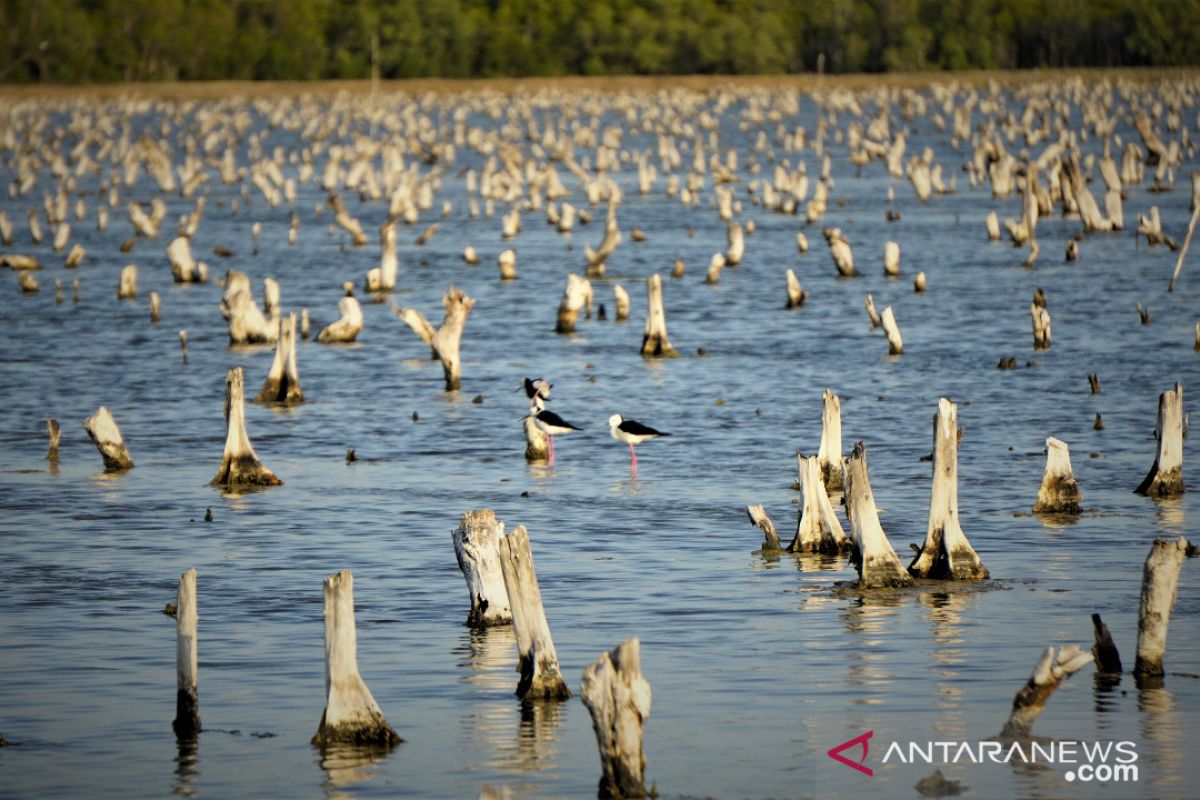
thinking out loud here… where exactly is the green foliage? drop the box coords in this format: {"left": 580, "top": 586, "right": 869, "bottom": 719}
{"left": 0, "top": 0, "right": 1196, "bottom": 82}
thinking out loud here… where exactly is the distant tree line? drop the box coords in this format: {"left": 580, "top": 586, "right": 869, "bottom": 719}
{"left": 1, "top": 0, "right": 1198, "bottom": 83}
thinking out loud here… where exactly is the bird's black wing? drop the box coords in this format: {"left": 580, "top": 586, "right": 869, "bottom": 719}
{"left": 537, "top": 410, "right": 582, "bottom": 430}
{"left": 619, "top": 418, "right": 668, "bottom": 436}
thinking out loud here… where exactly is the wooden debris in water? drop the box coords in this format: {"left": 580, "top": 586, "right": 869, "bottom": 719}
{"left": 999, "top": 645, "right": 1092, "bottom": 739}
{"left": 1135, "top": 383, "right": 1184, "bottom": 496}
{"left": 220, "top": 271, "right": 277, "bottom": 344}
{"left": 817, "top": 390, "right": 843, "bottom": 492}
{"left": 172, "top": 568, "right": 200, "bottom": 738}
{"left": 703, "top": 253, "right": 725, "bottom": 285}
{"left": 746, "top": 504, "right": 783, "bottom": 551}
{"left": 864, "top": 294, "right": 881, "bottom": 328}
{"left": 498, "top": 248, "right": 517, "bottom": 281}
{"left": 883, "top": 241, "right": 900, "bottom": 276}
{"left": 791, "top": 455, "right": 850, "bottom": 553}
{"left": 84, "top": 406, "right": 133, "bottom": 471}
{"left": 453, "top": 510, "right": 513, "bottom": 627}
{"left": 167, "top": 236, "right": 207, "bottom": 283}
{"left": 313, "top": 570, "right": 401, "bottom": 747}
{"left": 613, "top": 284, "right": 630, "bottom": 321}
{"left": 65, "top": 243, "right": 85, "bottom": 269}
{"left": 149, "top": 291, "right": 161, "bottom": 323}
{"left": 46, "top": 418, "right": 60, "bottom": 460}
{"left": 785, "top": 269, "right": 808, "bottom": 308}
{"left": 914, "top": 271, "right": 926, "bottom": 292}
{"left": 1030, "top": 304, "right": 1051, "bottom": 351}
{"left": 256, "top": 313, "right": 304, "bottom": 404}
{"left": 581, "top": 638, "right": 652, "bottom": 800}
{"left": 909, "top": 399, "right": 988, "bottom": 580}
{"left": 1137, "top": 206, "right": 1178, "bottom": 249}
{"left": 1033, "top": 437, "right": 1082, "bottom": 514}
{"left": 1088, "top": 373, "right": 1101, "bottom": 394}
{"left": 881, "top": 306, "right": 903, "bottom": 355}
{"left": 640, "top": 274, "right": 676, "bottom": 358}
{"left": 724, "top": 221, "right": 744, "bottom": 266}
{"left": 179, "top": 330, "right": 189, "bottom": 364}
{"left": 844, "top": 441, "right": 912, "bottom": 588}
{"left": 555, "top": 274, "right": 593, "bottom": 334}
{"left": 317, "top": 296, "right": 364, "bottom": 344}
{"left": 1134, "top": 536, "right": 1190, "bottom": 680}
{"left": 985, "top": 211, "right": 1001, "bottom": 241}
{"left": 328, "top": 193, "right": 367, "bottom": 247}
{"left": 366, "top": 219, "right": 399, "bottom": 292}
{"left": 18, "top": 272, "right": 37, "bottom": 293}
{"left": 827, "top": 228, "right": 856, "bottom": 277}
{"left": 395, "top": 287, "right": 475, "bottom": 390}
{"left": 498, "top": 525, "right": 570, "bottom": 700}
{"left": 213, "top": 366, "right": 281, "bottom": 488}
{"left": 117, "top": 264, "right": 138, "bottom": 299}
{"left": 524, "top": 416, "right": 549, "bottom": 461}
{"left": 1091, "top": 613, "right": 1122, "bottom": 675}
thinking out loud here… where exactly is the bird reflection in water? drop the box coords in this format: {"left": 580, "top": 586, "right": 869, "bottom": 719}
{"left": 172, "top": 735, "right": 198, "bottom": 798}
{"left": 316, "top": 741, "right": 395, "bottom": 798}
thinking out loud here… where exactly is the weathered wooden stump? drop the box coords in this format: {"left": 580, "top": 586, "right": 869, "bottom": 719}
{"left": 817, "top": 389, "right": 843, "bottom": 492}
{"left": 613, "top": 284, "right": 630, "bottom": 321}
{"left": 556, "top": 274, "right": 593, "bottom": 333}
{"left": 909, "top": 399, "right": 988, "bottom": 579}
{"left": 581, "top": 638, "right": 652, "bottom": 799}
{"left": 881, "top": 306, "right": 903, "bottom": 355}
{"left": 1033, "top": 437, "right": 1082, "bottom": 514}
{"left": 844, "top": 442, "right": 912, "bottom": 588}
{"left": 117, "top": 264, "right": 138, "bottom": 299}
{"left": 213, "top": 367, "right": 281, "bottom": 488}
{"left": 1091, "top": 613, "right": 1122, "bottom": 675}
{"left": 257, "top": 313, "right": 304, "bottom": 404}
{"left": 1134, "top": 536, "right": 1190, "bottom": 679}
{"left": 84, "top": 406, "right": 133, "bottom": 471}
{"left": 785, "top": 269, "right": 809, "bottom": 308}
{"left": 46, "top": 418, "right": 60, "bottom": 460}
{"left": 640, "top": 274, "right": 676, "bottom": 357}
{"left": 791, "top": 455, "right": 850, "bottom": 553}
{"left": 498, "top": 526, "right": 570, "bottom": 700}
{"left": 999, "top": 645, "right": 1093, "bottom": 739}
{"left": 172, "top": 568, "right": 200, "bottom": 738}
{"left": 396, "top": 287, "right": 475, "bottom": 390}
{"left": 745, "top": 504, "right": 783, "bottom": 551}
{"left": 1135, "top": 383, "right": 1184, "bottom": 496}
{"left": 317, "top": 296, "right": 364, "bottom": 344}
{"left": 453, "top": 510, "right": 513, "bottom": 627}
{"left": 313, "top": 570, "right": 401, "bottom": 746}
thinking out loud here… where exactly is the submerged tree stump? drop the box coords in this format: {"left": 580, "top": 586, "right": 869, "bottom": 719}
{"left": 213, "top": 367, "right": 281, "bottom": 488}
{"left": 317, "top": 296, "right": 364, "bottom": 344}
{"left": 1033, "top": 437, "right": 1082, "bottom": 513}
{"left": 256, "top": 313, "right": 304, "bottom": 405}
{"left": 453, "top": 510, "right": 513, "bottom": 627}
{"left": 498, "top": 526, "right": 570, "bottom": 700}
{"left": 1000, "top": 645, "right": 1093, "bottom": 739}
{"left": 1134, "top": 536, "right": 1190, "bottom": 679}
{"left": 581, "top": 638, "right": 652, "bottom": 800}
{"left": 556, "top": 274, "right": 593, "bottom": 333}
{"left": 524, "top": 416, "right": 550, "bottom": 461}
{"left": 844, "top": 442, "right": 912, "bottom": 588}
{"left": 881, "top": 306, "right": 903, "bottom": 355}
{"left": 1091, "top": 613, "right": 1122, "bottom": 675}
{"left": 46, "top": 418, "right": 60, "bottom": 460}
{"left": 172, "top": 568, "right": 200, "bottom": 738}
{"left": 909, "top": 399, "right": 988, "bottom": 579}
{"left": 84, "top": 406, "right": 133, "bottom": 471}
{"left": 785, "top": 269, "right": 809, "bottom": 308}
{"left": 1135, "top": 383, "right": 1184, "bottom": 497}
{"left": 313, "top": 570, "right": 401, "bottom": 747}
{"left": 745, "top": 504, "right": 783, "bottom": 551}
{"left": 791, "top": 455, "right": 850, "bottom": 553}
{"left": 396, "top": 287, "right": 475, "bottom": 390}
{"left": 640, "top": 274, "right": 676, "bottom": 357}
{"left": 818, "top": 390, "right": 843, "bottom": 492}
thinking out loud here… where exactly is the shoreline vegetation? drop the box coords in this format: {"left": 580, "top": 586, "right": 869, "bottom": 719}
{"left": 1, "top": 1, "right": 1197, "bottom": 86}
{"left": 3, "top": 68, "right": 1200, "bottom": 99}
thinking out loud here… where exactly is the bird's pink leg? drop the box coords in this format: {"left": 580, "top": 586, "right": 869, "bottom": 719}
{"left": 629, "top": 443, "right": 637, "bottom": 473}
{"left": 548, "top": 435, "right": 555, "bottom": 465}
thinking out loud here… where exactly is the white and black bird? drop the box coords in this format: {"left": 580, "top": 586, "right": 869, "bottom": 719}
{"left": 531, "top": 396, "right": 581, "bottom": 463}
{"left": 520, "top": 377, "right": 552, "bottom": 405}
{"left": 608, "top": 414, "right": 669, "bottom": 473}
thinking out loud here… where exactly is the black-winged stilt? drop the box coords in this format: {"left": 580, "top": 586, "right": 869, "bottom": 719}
{"left": 531, "top": 396, "right": 581, "bottom": 463}
{"left": 608, "top": 414, "right": 669, "bottom": 473}
{"left": 520, "top": 377, "right": 552, "bottom": 405}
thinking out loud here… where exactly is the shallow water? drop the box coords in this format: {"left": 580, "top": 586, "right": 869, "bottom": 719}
{"left": 1, "top": 82, "right": 1199, "bottom": 800}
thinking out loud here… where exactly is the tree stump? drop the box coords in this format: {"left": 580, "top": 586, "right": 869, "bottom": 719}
{"left": 581, "top": 638, "right": 652, "bottom": 799}
{"left": 172, "top": 568, "right": 200, "bottom": 738}
{"left": 84, "top": 406, "right": 133, "bottom": 471}
{"left": 453, "top": 510, "right": 513, "bottom": 627}
{"left": 498, "top": 526, "right": 570, "bottom": 700}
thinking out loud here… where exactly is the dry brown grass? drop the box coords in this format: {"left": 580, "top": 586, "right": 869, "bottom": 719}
{"left": 1, "top": 67, "right": 1197, "bottom": 99}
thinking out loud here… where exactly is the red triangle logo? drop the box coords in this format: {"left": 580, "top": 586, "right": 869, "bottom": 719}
{"left": 827, "top": 730, "right": 874, "bottom": 776}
